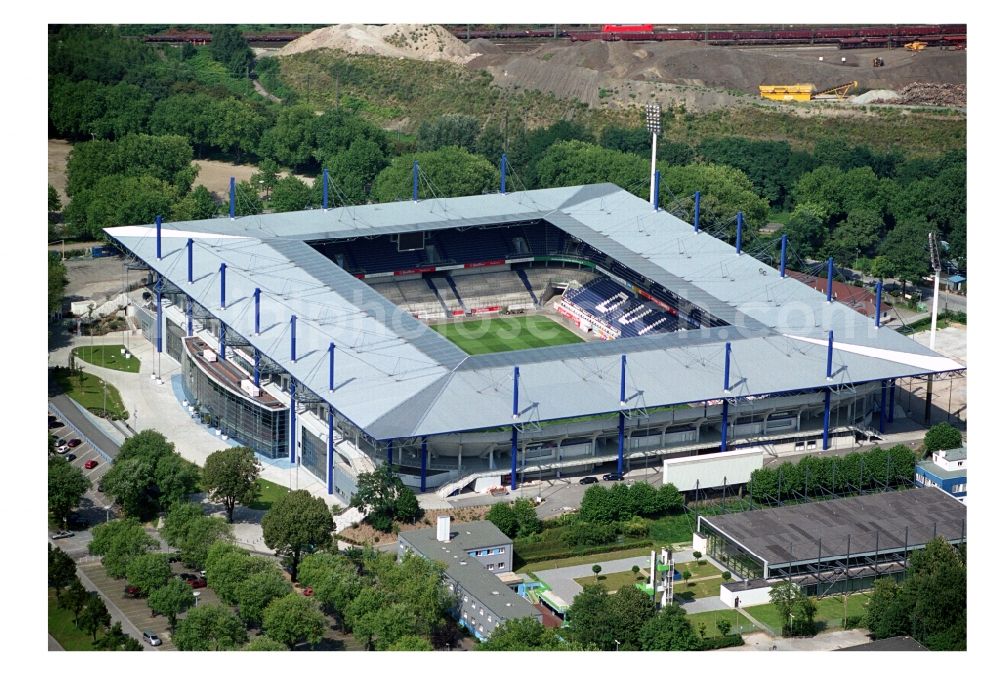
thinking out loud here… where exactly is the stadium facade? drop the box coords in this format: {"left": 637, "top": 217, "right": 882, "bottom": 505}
{"left": 106, "top": 182, "right": 964, "bottom": 502}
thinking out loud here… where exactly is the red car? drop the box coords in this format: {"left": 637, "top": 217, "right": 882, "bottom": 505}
{"left": 185, "top": 577, "right": 207, "bottom": 589}
{"left": 84, "top": 459, "right": 98, "bottom": 469}
{"left": 303, "top": 586, "right": 314, "bottom": 597}
{"left": 67, "top": 439, "right": 82, "bottom": 448}
{"left": 124, "top": 585, "right": 142, "bottom": 598}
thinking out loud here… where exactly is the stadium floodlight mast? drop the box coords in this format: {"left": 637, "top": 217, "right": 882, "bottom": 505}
{"left": 645, "top": 103, "right": 661, "bottom": 207}
{"left": 928, "top": 231, "right": 942, "bottom": 350}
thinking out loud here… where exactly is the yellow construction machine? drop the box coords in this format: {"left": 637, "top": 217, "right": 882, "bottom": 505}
{"left": 758, "top": 80, "right": 859, "bottom": 102}
{"left": 904, "top": 41, "right": 928, "bottom": 51}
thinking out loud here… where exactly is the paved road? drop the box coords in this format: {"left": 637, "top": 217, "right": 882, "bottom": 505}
{"left": 48, "top": 634, "right": 64, "bottom": 651}
{"left": 49, "top": 395, "right": 121, "bottom": 463}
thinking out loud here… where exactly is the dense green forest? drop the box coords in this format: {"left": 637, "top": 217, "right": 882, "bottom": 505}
{"left": 48, "top": 25, "right": 966, "bottom": 284}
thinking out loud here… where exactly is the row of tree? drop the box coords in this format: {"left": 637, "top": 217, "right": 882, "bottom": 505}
{"left": 578, "top": 482, "right": 684, "bottom": 523}
{"left": 746, "top": 445, "right": 917, "bottom": 504}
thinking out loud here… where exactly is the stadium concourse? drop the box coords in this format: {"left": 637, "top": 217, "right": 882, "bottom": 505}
{"left": 105, "top": 181, "right": 964, "bottom": 504}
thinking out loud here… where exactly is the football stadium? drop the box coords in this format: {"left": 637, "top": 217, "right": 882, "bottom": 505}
{"left": 105, "top": 179, "right": 965, "bottom": 503}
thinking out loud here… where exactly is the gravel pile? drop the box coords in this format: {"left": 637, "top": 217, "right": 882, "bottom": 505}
{"left": 277, "top": 24, "right": 475, "bottom": 64}
{"left": 891, "top": 82, "right": 966, "bottom": 106}
{"left": 851, "top": 89, "right": 899, "bottom": 104}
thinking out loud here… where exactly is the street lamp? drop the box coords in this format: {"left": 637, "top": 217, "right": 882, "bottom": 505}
{"left": 644, "top": 103, "right": 661, "bottom": 207}
{"left": 614, "top": 638, "right": 621, "bottom": 651}
{"left": 104, "top": 505, "right": 112, "bottom": 523}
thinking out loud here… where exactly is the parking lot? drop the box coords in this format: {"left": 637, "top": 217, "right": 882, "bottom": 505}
{"left": 50, "top": 414, "right": 114, "bottom": 528}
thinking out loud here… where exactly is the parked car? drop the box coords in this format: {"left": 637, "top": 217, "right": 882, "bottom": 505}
{"left": 124, "top": 586, "right": 142, "bottom": 598}
{"left": 602, "top": 472, "right": 624, "bottom": 482}
{"left": 50, "top": 530, "right": 74, "bottom": 540}
{"left": 48, "top": 418, "right": 63, "bottom": 429}
{"left": 84, "top": 459, "right": 98, "bottom": 469}
{"left": 65, "top": 454, "right": 77, "bottom": 462}
{"left": 177, "top": 573, "right": 197, "bottom": 581}
{"left": 67, "top": 439, "right": 82, "bottom": 448}
{"left": 185, "top": 577, "right": 207, "bottom": 589}
{"left": 142, "top": 631, "right": 162, "bottom": 646}
{"left": 579, "top": 476, "right": 599, "bottom": 485}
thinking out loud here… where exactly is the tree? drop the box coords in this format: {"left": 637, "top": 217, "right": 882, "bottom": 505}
{"left": 210, "top": 25, "right": 253, "bottom": 77}
{"left": 60, "top": 578, "right": 90, "bottom": 625}
{"left": 716, "top": 618, "right": 732, "bottom": 636}
{"left": 262, "top": 594, "right": 328, "bottom": 649}
{"left": 269, "top": 176, "right": 312, "bottom": 213}
{"left": 878, "top": 219, "right": 933, "bottom": 291}
{"left": 125, "top": 553, "right": 172, "bottom": 596}
{"left": 64, "top": 174, "right": 177, "bottom": 240}
{"left": 348, "top": 598, "right": 418, "bottom": 650}
{"left": 258, "top": 105, "right": 319, "bottom": 169}
{"left": 325, "top": 138, "right": 388, "bottom": 203}
{"left": 147, "top": 578, "right": 195, "bottom": 629}
{"left": 566, "top": 584, "right": 613, "bottom": 650}
{"left": 48, "top": 253, "right": 67, "bottom": 316}
{"left": 477, "top": 617, "right": 574, "bottom": 651}
{"left": 512, "top": 498, "right": 541, "bottom": 536}
{"left": 394, "top": 488, "right": 422, "bottom": 524}
{"left": 88, "top": 518, "right": 158, "bottom": 578}
{"left": 235, "top": 568, "right": 293, "bottom": 627}
{"left": 262, "top": 490, "right": 334, "bottom": 583}
{"left": 923, "top": 423, "right": 963, "bottom": 456}
{"left": 826, "top": 208, "right": 884, "bottom": 265}
{"left": 371, "top": 147, "right": 499, "bottom": 202}
{"left": 204, "top": 542, "right": 272, "bottom": 604}
{"left": 297, "top": 552, "right": 363, "bottom": 622}
{"left": 149, "top": 93, "right": 216, "bottom": 157}
{"left": 610, "top": 584, "right": 656, "bottom": 650}
{"left": 93, "top": 621, "right": 143, "bottom": 651}
{"left": 350, "top": 465, "right": 419, "bottom": 530}
{"left": 171, "top": 185, "right": 218, "bottom": 221}
{"left": 78, "top": 593, "right": 112, "bottom": 640}
{"left": 387, "top": 635, "right": 434, "bottom": 651}
{"left": 101, "top": 430, "right": 200, "bottom": 519}
{"left": 722, "top": 571, "right": 732, "bottom": 582}
{"left": 202, "top": 447, "right": 262, "bottom": 523}
{"left": 162, "top": 502, "right": 205, "bottom": 547}
{"left": 49, "top": 184, "right": 63, "bottom": 213}
{"left": 769, "top": 581, "right": 815, "bottom": 636}
{"left": 233, "top": 180, "right": 264, "bottom": 216}
{"left": 485, "top": 502, "right": 517, "bottom": 538}
{"left": 173, "top": 604, "right": 248, "bottom": 650}
{"left": 208, "top": 97, "right": 268, "bottom": 161}
{"left": 418, "top": 114, "right": 481, "bottom": 152}
{"left": 535, "top": 140, "right": 646, "bottom": 194}
{"left": 48, "top": 455, "right": 91, "bottom": 525}
{"left": 784, "top": 201, "right": 828, "bottom": 259}
{"left": 660, "top": 163, "right": 770, "bottom": 233}
{"left": 579, "top": 485, "right": 615, "bottom": 523}
{"left": 592, "top": 564, "right": 602, "bottom": 577}
{"left": 692, "top": 551, "right": 703, "bottom": 564}
{"left": 656, "top": 483, "right": 684, "bottom": 514}
{"left": 638, "top": 604, "right": 702, "bottom": 651}
{"left": 179, "top": 516, "right": 232, "bottom": 570}
{"left": 48, "top": 545, "right": 78, "bottom": 600}
{"left": 244, "top": 636, "right": 288, "bottom": 651}
{"left": 632, "top": 565, "right": 641, "bottom": 575}
{"left": 250, "top": 159, "right": 281, "bottom": 198}
{"left": 682, "top": 570, "right": 692, "bottom": 584}
{"left": 66, "top": 134, "right": 196, "bottom": 196}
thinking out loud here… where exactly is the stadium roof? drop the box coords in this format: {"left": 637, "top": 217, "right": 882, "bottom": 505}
{"left": 699, "top": 487, "right": 967, "bottom": 567}
{"left": 106, "top": 184, "right": 965, "bottom": 440}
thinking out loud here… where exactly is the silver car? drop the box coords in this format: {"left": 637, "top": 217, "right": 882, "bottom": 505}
{"left": 142, "top": 631, "right": 162, "bottom": 646}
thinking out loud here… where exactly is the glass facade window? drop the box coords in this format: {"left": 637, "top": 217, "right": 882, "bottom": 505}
{"left": 165, "top": 320, "right": 184, "bottom": 362}
{"left": 181, "top": 349, "right": 288, "bottom": 458}
{"left": 700, "top": 522, "right": 766, "bottom": 580}
{"left": 301, "top": 427, "right": 327, "bottom": 484}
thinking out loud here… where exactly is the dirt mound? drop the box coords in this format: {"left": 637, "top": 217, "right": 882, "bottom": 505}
{"left": 465, "top": 38, "right": 504, "bottom": 55}
{"left": 277, "top": 24, "right": 474, "bottom": 64}
{"left": 890, "top": 82, "right": 966, "bottom": 106}
{"left": 852, "top": 89, "right": 899, "bottom": 104}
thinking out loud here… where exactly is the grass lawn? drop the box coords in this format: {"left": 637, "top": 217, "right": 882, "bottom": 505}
{"left": 573, "top": 569, "right": 648, "bottom": 591}
{"left": 49, "top": 367, "right": 128, "bottom": 420}
{"left": 687, "top": 608, "right": 753, "bottom": 638}
{"left": 517, "top": 545, "right": 654, "bottom": 575}
{"left": 648, "top": 513, "right": 696, "bottom": 546}
{"left": 250, "top": 478, "right": 290, "bottom": 510}
{"left": 48, "top": 590, "right": 102, "bottom": 650}
{"left": 430, "top": 316, "right": 582, "bottom": 355}
{"left": 72, "top": 345, "right": 141, "bottom": 373}
{"left": 745, "top": 593, "right": 871, "bottom": 634}
{"left": 674, "top": 574, "right": 725, "bottom": 601}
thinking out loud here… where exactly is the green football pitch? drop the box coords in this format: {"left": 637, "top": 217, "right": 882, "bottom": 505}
{"left": 430, "top": 315, "right": 584, "bottom": 355}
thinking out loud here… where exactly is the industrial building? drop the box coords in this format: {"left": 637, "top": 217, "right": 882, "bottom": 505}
{"left": 697, "top": 487, "right": 967, "bottom": 602}
{"left": 398, "top": 517, "right": 539, "bottom": 639}
{"left": 915, "top": 447, "right": 967, "bottom": 502}
{"left": 105, "top": 179, "right": 964, "bottom": 503}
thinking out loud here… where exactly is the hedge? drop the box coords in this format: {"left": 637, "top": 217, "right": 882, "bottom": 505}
{"left": 515, "top": 539, "right": 654, "bottom": 565}
{"left": 699, "top": 634, "right": 745, "bottom": 650}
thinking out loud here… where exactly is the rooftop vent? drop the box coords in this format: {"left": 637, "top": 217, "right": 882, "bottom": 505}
{"left": 437, "top": 516, "right": 451, "bottom": 543}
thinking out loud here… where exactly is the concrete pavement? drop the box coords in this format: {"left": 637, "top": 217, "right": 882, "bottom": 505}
{"left": 48, "top": 634, "right": 64, "bottom": 651}
{"left": 722, "top": 628, "right": 871, "bottom": 651}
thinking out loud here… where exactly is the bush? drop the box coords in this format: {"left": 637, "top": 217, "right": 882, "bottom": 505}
{"left": 843, "top": 615, "right": 864, "bottom": 630}
{"left": 699, "top": 634, "right": 744, "bottom": 650}
{"left": 486, "top": 502, "right": 517, "bottom": 538}
{"left": 621, "top": 516, "right": 650, "bottom": 539}
{"left": 367, "top": 512, "right": 393, "bottom": 533}
{"left": 923, "top": 423, "right": 963, "bottom": 456}
{"left": 562, "top": 521, "right": 616, "bottom": 547}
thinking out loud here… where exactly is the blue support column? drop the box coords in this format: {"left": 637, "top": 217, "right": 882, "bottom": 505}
{"left": 500, "top": 153, "right": 507, "bottom": 194}
{"left": 187, "top": 238, "right": 194, "bottom": 284}
{"left": 155, "top": 214, "right": 162, "bottom": 260}
{"left": 412, "top": 161, "right": 419, "bottom": 201}
{"left": 618, "top": 354, "right": 627, "bottom": 476}
{"left": 822, "top": 390, "right": 832, "bottom": 450}
{"left": 290, "top": 315, "right": 297, "bottom": 363}
{"left": 420, "top": 437, "right": 428, "bottom": 492}
{"left": 721, "top": 342, "right": 731, "bottom": 451}
{"left": 888, "top": 380, "right": 896, "bottom": 423}
{"left": 219, "top": 263, "right": 227, "bottom": 309}
{"left": 229, "top": 177, "right": 236, "bottom": 219}
{"left": 219, "top": 324, "right": 226, "bottom": 362}
{"left": 326, "top": 408, "right": 335, "bottom": 495}
{"left": 511, "top": 366, "right": 520, "bottom": 491}
{"left": 322, "top": 168, "right": 329, "bottom": 210}
{"left": 826, "top": 257, "right": 834, "bottom": 302}
{"left": 875, "top": 280, "right": 883, "bottom": 328}
{"left": 826, "top": 330, "right": 834, "bottom": 380}
{"left": 735, "top": 212, "right": 744, "bottom": 254}
{"left": 780, "top": 234, "right": 787, "bottom": 278}
{"left": 155, "top": 277, "right": 163, "bottom": 354}
{"left": 387, "top": 439, "right": 393, "bottom": 466}
{"left": 253, "top": 288, "right": 261, "bottom": 335}
{"left": 186, "top": 297, "right": 193, "bottom": 337}
{"left": 328, "top": 343, "right": 335, "bottom": 392}
{"left": 693, "top": 191, "right": 701, "bottom": 231}
{"left": 253, "top": 349, "right": 260, "bottom": 387}
{"left": 879, "top": 380, "right": 887, "bottom": 434}
{"left": 289, "top": 380, "right": 297, "bottom": 464}
{"left": 653, "top": 170, "right": 661, "bottom": 211}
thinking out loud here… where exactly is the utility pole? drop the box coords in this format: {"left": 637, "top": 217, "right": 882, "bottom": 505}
{"left": 645, "top": 103, "right": 661, "bottom": 207}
